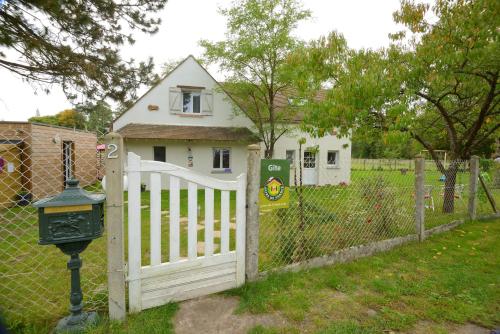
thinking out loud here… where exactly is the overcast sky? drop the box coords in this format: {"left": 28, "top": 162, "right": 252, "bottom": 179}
{"left": 0, "top": 0, "right": 402, "bottom": 121}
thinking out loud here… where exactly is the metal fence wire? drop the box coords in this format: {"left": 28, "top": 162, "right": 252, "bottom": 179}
{"left": 258, "top": 159, "right": 493, "bottom": 273}
{"left": 0, "top": 122, "right": 107, "bottom": 325}
{"left": 477, "top": 159, "right": 500, "bottom": 218}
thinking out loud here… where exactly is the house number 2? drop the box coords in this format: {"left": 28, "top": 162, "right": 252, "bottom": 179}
{"left": 107, "top": 144, "right": 119, "bottom": 159}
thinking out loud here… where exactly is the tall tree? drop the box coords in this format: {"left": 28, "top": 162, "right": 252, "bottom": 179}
{"left": 75, "top": 101, "right": 114, "bottom": 135}
{"left": 0, "top": 0, "right": 167, "bottom": 103}
{"left": 200, "top": 0, "right": 311, "bottom": 158}
{"left": 300, "top": 0, "right": 499, "bottom": 212}
{"left": 57, "top": 109, "right": 86, "bottom": 129}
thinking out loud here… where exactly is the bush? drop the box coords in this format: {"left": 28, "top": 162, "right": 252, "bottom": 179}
{"left": 275, "top": 207, "right": 323, "bottom": 264}
{"left": 358, "top": 176, "right": 400, "bottom": 237}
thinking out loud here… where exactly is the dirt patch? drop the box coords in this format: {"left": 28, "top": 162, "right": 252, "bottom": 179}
{"left": 408, "top": 320, "right": 492, "bottom": 334}
{"left": 173, "top": 295, "right": 287, "bottom": 334}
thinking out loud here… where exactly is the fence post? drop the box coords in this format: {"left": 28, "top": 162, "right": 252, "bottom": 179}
{"left": 104, "top": 132, "right": 126, "bottom": 321}
{"left": 468, "top": 156, "right": 480, "bottom": 220}
{"left": 245, "top": 144, "right": 261, "bottom": 281}
{"left": 415, "top": 156, "right": 425, "bottom": 241}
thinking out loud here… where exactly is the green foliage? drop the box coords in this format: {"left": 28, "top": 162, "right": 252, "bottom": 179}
{"left": 0, "top": 0, "right": 167, "bottom": 103}
{"left": 200, "top": 0, "right": 311, "bottom": 157}
{"left": 29, "top": 109, "right": 86, "bottom": 129}
{"left": 28, "top": 115, "right": 59, "bottom": 126}
{"left": 28, "top": 102, "right": 113, "bottom": 134}
{"left": 75, "top": 101, "right": 114, "bottom": 135}
{"left": 358, "top": 177, "right": 400, "bottom": 237}
{"left": 57, "top": 109, "right": 86, "bottom": 129}
{"left": 297, "top": 0, "right": 499, "bottom": 164}
{"left": 275, "top": 205, "right": 324, "bottom": 264}
{"left": 479, "top": 159, "right": 493, "bottom": 173}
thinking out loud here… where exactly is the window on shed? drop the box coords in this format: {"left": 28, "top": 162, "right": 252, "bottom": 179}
{"left": 303, "top": 151, "right": 316, "bottom": 168}
{"left": 327, "top": 150, "right": 339, "bottom": 167}
{"left": 286, "top": 150, "right": 295, "bottom": 165}
{"left": 153, "top": 146, "right": 166, "bottom": 162}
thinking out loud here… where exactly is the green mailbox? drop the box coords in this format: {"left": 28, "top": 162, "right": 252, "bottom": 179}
{"left": 33, "top": 179, "right": 105, "bottom": 333}
{"left": 35, "top": 179, "right": 105, "bottom": 245}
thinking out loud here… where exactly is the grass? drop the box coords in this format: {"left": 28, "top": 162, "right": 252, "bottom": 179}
{"left": 230, "top": 218, "right": 500, "bottom": 333}
{"left": 7, "top": 218, "right": 498, "bottom": 333}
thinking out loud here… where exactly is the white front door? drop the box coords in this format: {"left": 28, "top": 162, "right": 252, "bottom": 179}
{"left": 303, "top": 151, "right": 317, "bottom": 185}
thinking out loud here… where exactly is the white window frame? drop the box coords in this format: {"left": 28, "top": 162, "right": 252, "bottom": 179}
{"left": 182, "top": 91, "right": 202, "bottom": 114}
{"left": 285, "top": 150, "right": 295, "bottom": 166}
{"left": 327, "top": 150, "right": 339, "bottom": 168}
{"left": 303, "top": 151, "right": 316, "bottom": 169}
{"left": 212, "top": 147, "right": 231, "bottom": 173}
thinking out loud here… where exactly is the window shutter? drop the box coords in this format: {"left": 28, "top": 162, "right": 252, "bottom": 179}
{"left": 169, "top": 88, "right": 181, "bottom": 113}
{"left": 202, "top": 90, "right": 213, "bottom": 114}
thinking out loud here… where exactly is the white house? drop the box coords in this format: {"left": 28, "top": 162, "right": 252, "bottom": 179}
{"left": 112, "top": 55, "right": 351, "bottom": 188}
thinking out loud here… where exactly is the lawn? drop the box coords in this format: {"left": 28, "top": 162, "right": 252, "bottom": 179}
{"left": 8, "top": 218, "right": 499, "bottom": 333}
{"left": 232, "top": 218, "right": 500, "bottom": 333}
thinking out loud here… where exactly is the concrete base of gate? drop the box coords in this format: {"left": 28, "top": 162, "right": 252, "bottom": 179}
{"left": 174, "top": 295, "right": 286, "bottom": 334}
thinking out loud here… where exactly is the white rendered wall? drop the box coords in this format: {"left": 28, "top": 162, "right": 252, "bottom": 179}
{"left": 264, "top": 128, "right": 351, "bottom": 185}
{"left": 124, "top": 139, "right": 248, "bottom": 189}
{"left": 113, "top": 56, "right": 254, "bottom": 131}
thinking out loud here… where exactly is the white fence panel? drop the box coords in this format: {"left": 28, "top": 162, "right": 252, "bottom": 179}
{"left": 125, "top": 152, "right": 246, "bottom": 312}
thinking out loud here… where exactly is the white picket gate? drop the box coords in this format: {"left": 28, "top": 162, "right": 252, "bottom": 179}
{"left": 126, "top": 152, "right": 246, "bottom": 312}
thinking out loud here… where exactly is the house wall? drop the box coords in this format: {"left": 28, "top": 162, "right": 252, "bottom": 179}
{"left": 268, "top": 128, "right": 351, "bottom": 186}
{"left": 125, "top": 139, "right": 249, "bottom": 189}
{"left": 113, "top": 56, "right": 254, "bottom": 131}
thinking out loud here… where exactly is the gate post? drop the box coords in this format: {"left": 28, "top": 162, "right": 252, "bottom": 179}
{"left": 468, "top": 156, "right": 479, "bottom": 220}
{"left": 415, "top": 156, "right": 425, "bottom": 241}
{"left": 104, "top": 132, "right": 126, "bottom": 321}
{"left": 246, "top": 144, "right": 261, "bottom": 281}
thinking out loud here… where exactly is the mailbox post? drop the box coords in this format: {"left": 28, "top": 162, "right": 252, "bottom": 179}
{"left": 33, "top": 179, "right": 105, "bottom": 333}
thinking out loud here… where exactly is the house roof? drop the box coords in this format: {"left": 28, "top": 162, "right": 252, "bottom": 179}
{"left": 220, "top": 84, "right": 328, "bottom": 123}
{"left": 117, "top": 123, "right": 260, "bottom": 143}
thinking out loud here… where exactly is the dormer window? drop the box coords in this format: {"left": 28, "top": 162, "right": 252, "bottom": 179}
{"left": 182, "top": 91, "right": 201, "bottom": 113}
{"left": 169, "top": 86, "right": 213, "bottom": 115}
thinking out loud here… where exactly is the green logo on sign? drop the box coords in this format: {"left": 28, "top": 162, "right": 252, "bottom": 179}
{"left": 263, "top": 177, "right": 285, "bottom": 201}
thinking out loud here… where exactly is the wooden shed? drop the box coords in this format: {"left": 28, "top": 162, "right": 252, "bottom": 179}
{"left": 0, "top": 122, "right": 98, "bottom": 208}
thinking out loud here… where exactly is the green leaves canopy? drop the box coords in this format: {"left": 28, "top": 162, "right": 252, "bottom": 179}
{"left": 0, "top": 0, "right": 167, "bottom": 103}
{"left": 200, "top": 0, "right": 311, "bottom": 157}
{"left": 301, "top": 0, "right": 499, "bottom": 163}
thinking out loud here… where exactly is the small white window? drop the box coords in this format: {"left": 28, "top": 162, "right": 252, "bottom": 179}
{"left": 213, "top": 148, "right": 231, "bottom": 171}
{"left": 286, "top": 150, "right": 295, "bottom": 165}
{"left": 182, "top": 91, "right": 201, "bottom": 113}
{"left": 327, "top": 150, "right": 339, "bottom": 167}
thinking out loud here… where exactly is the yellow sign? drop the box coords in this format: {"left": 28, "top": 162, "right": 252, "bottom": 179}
{"left": 44, "top": 204, "right": 92, "bottom": 214}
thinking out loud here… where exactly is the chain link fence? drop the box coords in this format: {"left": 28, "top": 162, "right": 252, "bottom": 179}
{"left": 259, "top": 165, "right": 416, "bottom": 272}
{"left": 424, "top": 159, "right": 470, "bottom": 229}
{"left": 0, "top": 122, "right": 107, "bottom": 326}
{"left": 477, "top": 158, "right": 500, "bottom": 218}
{"left": 258, "top": 158, "right": 493, "bottom": 273}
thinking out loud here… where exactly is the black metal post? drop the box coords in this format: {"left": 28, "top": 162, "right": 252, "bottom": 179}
{"left": 68, "top": 253, "right": 83, "bottom": 320}
{"left": 54, "top": 242, "right": 98, "bottom": 333}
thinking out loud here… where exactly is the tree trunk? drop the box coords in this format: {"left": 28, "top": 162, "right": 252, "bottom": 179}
{"left": 442, "top": 161, "right": 459, "bottom": 213}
